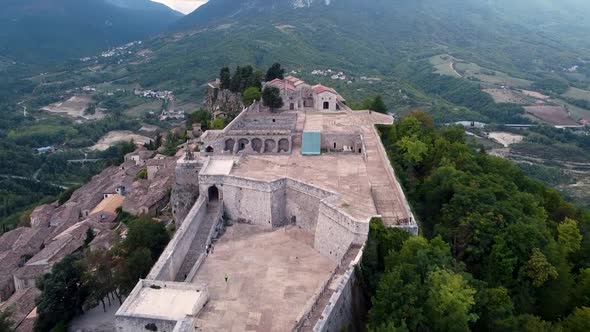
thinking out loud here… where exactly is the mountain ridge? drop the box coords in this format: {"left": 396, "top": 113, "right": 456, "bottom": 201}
{"left": 0, "top": 0, "right": 183, "bottom": 65}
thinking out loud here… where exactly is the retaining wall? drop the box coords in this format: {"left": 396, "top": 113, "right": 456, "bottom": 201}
{"left": 147, "top": 195, "right": 208, "bottom": 281}
{"left": 313, "top": 248, "right": 365, "bottom": 332}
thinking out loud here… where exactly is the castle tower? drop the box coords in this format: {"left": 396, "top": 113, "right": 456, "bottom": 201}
{"left": 171, "top": 150, "right": 202, "bottom": 225}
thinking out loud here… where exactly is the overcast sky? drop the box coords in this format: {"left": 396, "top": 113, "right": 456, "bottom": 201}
{"left": 152, "top": 0, "right": 208, "bottom": 14}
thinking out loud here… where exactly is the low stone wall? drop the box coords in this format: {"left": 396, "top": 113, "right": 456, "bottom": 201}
{"left": 115, "top": 314, "right": 177, "bottom": 332}
{"left": 371, "top": 125, "right": 418, "bottom": 234}
{"left": 115, "top": 280, "right": 209, "bottom": 332}
{"left": 147, "top": 195, "right": 208, "bottom": 281}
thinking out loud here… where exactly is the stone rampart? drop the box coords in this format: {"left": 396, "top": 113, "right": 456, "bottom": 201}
{"left": 314, "top": 202, "right": 369, "bottom": 262}
{"left": 312, "top": 248, "right": 365, "bottom": 332}
{"left": 147, "top": 195, "right": 208, "bottom": 281}
{"left": 371, "top": 125, "right": 418, "bottom": 234}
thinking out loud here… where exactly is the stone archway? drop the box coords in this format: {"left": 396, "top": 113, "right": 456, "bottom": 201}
{"left": 264, "top": 139, "right": 276, "bottom": 153}
{"left": 278, "top": 139, "right": 289, "bottom": 153}
{"left": 206, "top": 146, "right": 214, "bottom": 153}
{"left": 224, "top": 139, "right": 235, "bottom": 152}
{"left": 251, "top": 138, "right": 263, "bottom": 153}
{"left": 237, "top": 138, "right": 249, "bottom": 152}
{"left": 208, "top": 186, "right": 220, "bottom": 203}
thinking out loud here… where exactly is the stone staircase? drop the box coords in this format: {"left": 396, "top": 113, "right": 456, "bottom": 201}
{"left": 175, "top": 203, "right": 220, "bottom": 282}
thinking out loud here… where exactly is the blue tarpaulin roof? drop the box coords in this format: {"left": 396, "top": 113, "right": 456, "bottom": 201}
{"left": 302, "top": 131, "right": 321, "bottom": 155}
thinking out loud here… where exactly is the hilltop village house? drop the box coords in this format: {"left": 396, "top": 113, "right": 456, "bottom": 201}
{"left": 266, "top": 75, "right": 345, "bottom": 111}
{"left": 116, "top": 79, "right": 417, "bottom": 332}
{"left": 0, "top": 149, "right": 176, "bottom": 331}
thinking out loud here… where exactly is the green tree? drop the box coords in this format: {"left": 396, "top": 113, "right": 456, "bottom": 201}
{"left": 558, "top": 218, "right": 582, "bottom": 256}
{"left": 35, "top": 254, "right": 88, "bottom": 332}
{"left": 84, "top": 228, "right": 95, "bottom": 247}
{"left": 83, "top": 250, "right": 117, "bottom": 311}
{"left": 220, "top": 67, "right": 231, "bottom": 90}
{"left": 262, "top": 86, "right": 284, "bottom": 112}
{"left": 243, "top": 87, "right": 261, "bottom": 106}
{"left": 124, "top": 218, "right": 169, "bottom": 261}
{"left": 562, "top": 307, "right": 590, "bottom": 332}
{"left": 397, "top": 136, "right": 428, "bottom": 164}
{"left": 230, "top": 65, "right": 243, "bottom": 93}
{"left": 425, "top": 268, "right": 478, "bottom": 332}
{"left": 188, "top": 109, "right": 212, "bottom": 131}
{"left": 476, "top": 287, "right": 515, "bottom": 331}
{"left": 371, "top": 95, "right": 388, "bottom": 114}
{"left": 515, "top": 315, "right": 561, "bottom": 332}
{"left": 210, "top": 118, "right": 225, "bottom": 130}
{"left": 524, "top": 248, "right": 558, "bottom": 287}
{"left": 84, "top": 103, "right": 96, "bottom": 115}
{"left": 115, "top": 247, "right": 153, "bottom": 296}
{"left": 265, "top": 63, "right": 285, "bottom": 82}
{"left": 136, "top": 168, "right": 147, "bottom": 180}
{"left": 574, "top": 269, "right": 590, "bottom": 307}
{"left": 0, "top": 308, "right": 13, "bottom": 331}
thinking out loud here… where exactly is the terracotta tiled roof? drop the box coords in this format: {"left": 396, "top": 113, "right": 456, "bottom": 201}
{"left": 91, "top": 195, "right": 125, "bottom": 216}
{"left": 267, "top": 78, "right": 296, "bottom": 92}
{"left": 312, "top": 84, "right": 338, "bottom": 95}
{"left": 0, "top": 288, "right": 40, "bottom": 330}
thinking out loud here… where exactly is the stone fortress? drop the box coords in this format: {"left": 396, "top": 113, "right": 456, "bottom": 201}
{"left": 115, "top": 77, "right": 417, "bottom": 332}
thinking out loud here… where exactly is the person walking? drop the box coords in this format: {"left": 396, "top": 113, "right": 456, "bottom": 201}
{"left": 224, "top": 273, "right": 228, "bottom": 283}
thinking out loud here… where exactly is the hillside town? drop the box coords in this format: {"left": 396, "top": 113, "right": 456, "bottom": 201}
{"left": 0, "top": 148, "right": 176, "bottom": 331}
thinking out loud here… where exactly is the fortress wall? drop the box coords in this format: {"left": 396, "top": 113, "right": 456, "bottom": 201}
{"left": 271, "top": 185, "right": 287, "bottom": 228}
{"left": 232, "top": 113, "right": 297, "bottom": 131}
{"left": 312, "top": 249, "right": 366, "bottom": 332}
{"left": 147, "top": 195, "right": 208, "bottom": 281}
{"left": 200, "top": 175, "right": 277, "bottom": 228}
{"left": 314, "top": 202, "right": 369, "bottom": 262}
{"left": 320, "top": 133, "right": 363, "bottom": 152}
{"left": 284, "top": 179, "right": 335, "bottom": 234}
{"left": 224, "top": 184, "right": 273, "bottom": 227}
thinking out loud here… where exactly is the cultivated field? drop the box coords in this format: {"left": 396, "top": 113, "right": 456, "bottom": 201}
{"left": 563, "top": 87, "right": 590, "bottom": 102}
{"left": 551, "top": 99, "right": 590, "bottom": 121}
{"left": 488, "top": 132, "right": 524, "bottom": 148}
{"left": 453, "top": 61, "right": 532, "bottom": 88}
{"left": 42, "top": 95, "right": 105, "bottom": 120}
{"left": 429, "top": 54, "right": 532, "bottom": 88}
{"left": 429, "top": 54, "right": 461, "bottom": 78}
{"left": 90, "top": 130, "right": 151, "bottom": 151}
{"left": 483, "top": 89, "right": 531, "bottom": 104}
{"left": 524, "top": 105, "right": 579, "bottom": 125}
{"left": 521, "top": 90, "right": 550, "bottom": 100}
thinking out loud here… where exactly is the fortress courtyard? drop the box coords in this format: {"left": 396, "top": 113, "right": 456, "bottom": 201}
{"left": 192, "top": 224, "right": 336, "bottom": 331}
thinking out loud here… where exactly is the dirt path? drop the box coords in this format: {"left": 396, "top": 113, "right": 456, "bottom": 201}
{"left": 450, "top": 61, "right": 462, "bottom": 77}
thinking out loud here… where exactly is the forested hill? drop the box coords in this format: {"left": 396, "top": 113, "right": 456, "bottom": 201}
{"left": 169, "top": 0, "right": 589, "bottom": 75}
{"left": 0, "top": 0, "right": 183, "bottom": 65}
{"left": 361, "top": 113, "right": 590, "bottom": 331}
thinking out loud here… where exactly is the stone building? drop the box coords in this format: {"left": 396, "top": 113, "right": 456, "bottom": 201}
{"left": 117, "top": 81, "right": 418, "bottom": 332}
{"left": 266, "top": 75, "right": 345, "bottom": 111}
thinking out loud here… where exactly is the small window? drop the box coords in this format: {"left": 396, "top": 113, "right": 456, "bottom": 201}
{"left": 273, "top": 119, "right": 276, "bottom": 122}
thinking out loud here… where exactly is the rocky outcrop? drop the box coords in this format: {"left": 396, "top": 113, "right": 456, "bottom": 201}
{"left": 203, "top": 88, "right": 244, "bottom": 120}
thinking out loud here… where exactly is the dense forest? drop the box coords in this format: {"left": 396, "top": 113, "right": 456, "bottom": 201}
{"left": 360, "top": 113, "right": 590, "bottom": 331}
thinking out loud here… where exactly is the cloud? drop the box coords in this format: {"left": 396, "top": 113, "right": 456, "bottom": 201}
{"left": 151, "top": 0, "right": 208, "bottom": 14}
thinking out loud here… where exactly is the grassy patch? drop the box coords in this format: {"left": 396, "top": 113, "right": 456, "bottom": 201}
{"left": 563, "top": 87, "right": 590, "bottom": 102}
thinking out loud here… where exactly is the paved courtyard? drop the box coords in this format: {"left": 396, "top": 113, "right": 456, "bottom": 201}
{"left": 192, "top": 224, "right": 336, "bottom": 331}
{"left": 230, "top": 110, "right": 410, "bottom": 223}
